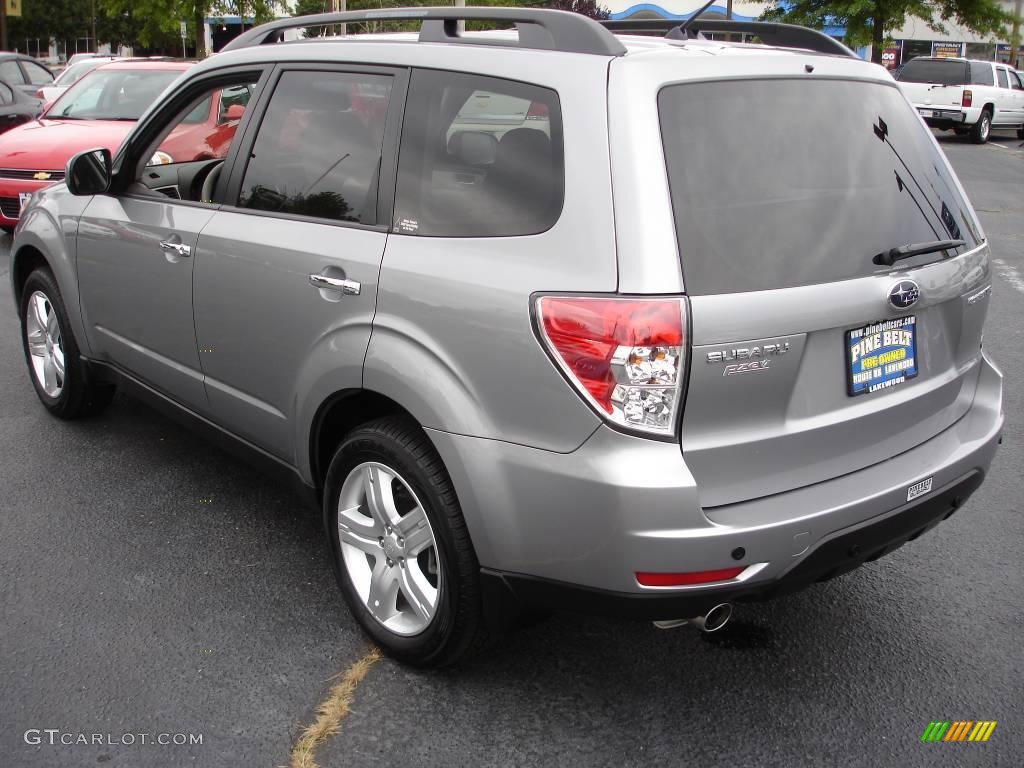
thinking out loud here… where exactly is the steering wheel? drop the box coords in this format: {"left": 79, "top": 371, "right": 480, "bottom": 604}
{"left": 200, "top": 160, "right": 225, "bottom": 204}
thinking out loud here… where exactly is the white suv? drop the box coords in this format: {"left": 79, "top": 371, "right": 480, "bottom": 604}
{"left": 896, "top": 57, "right": 1024, "bottom": 143}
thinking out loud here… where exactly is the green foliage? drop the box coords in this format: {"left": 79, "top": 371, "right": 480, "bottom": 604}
{"left": 759, "top": 0, "right": 1013, "bottom": 57}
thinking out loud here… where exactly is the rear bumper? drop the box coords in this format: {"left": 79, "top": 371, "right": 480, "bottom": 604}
{"left": 482, "top": 470, "right": 984, "bottom": 620}
{"left": 915, "top": 105, "right": 981, "bottom": 128}
{"left": 428, "top": 352, "right": 1003, "bottom": 611}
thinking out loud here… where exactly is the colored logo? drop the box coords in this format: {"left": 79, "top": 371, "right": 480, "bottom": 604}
{"left": 888, "top": 280, "right": 920, "bottom": 310}
{"left": 32, "top": 171, "right": 51, "bottom": 181}
{"left": 921, "top": 721, "right": 997, "bottom": 742}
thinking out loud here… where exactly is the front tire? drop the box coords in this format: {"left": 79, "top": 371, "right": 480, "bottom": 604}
{"left": 970, "top": 110, "right": 991, "bottom": 144}
{"left": 19, "top": 268, "right": 115, "bottom": 418}
{"left": 324, "top": 416, "right": 486, "bottom": 666}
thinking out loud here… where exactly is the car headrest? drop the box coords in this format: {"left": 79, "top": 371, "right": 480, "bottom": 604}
{"left": 447, "top": 131, "right": 498, "bottom": 166}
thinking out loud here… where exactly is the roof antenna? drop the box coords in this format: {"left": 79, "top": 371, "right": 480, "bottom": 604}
{"left": 668, "top": 0, "right": 719, "bottom": 40}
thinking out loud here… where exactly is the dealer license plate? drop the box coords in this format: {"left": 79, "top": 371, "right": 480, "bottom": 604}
{"left": 846, "top": 316, "right": 918, "bottom": 396}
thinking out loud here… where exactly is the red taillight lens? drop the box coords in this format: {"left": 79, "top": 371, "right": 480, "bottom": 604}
{"left": 636, "top": 567, "right": 744, "bottom": 587}
{"left": 535, "top": 296, "right": 687, "bottom": 435}
{"left": 526, "top": 101, "right": 549, "bottom": 119}
{"left": 35, "top": 88, "right": 44, "bottom": 99}
{"left": 962, "top": 89, "right": 973, "bottom": 107}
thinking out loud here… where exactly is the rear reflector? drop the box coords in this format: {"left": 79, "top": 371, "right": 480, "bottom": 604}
{"left": 535, "top": 296, "right": 687, "bottom": 435}
{"left": 636, "top": 567, "right": 745, "bottom": 587}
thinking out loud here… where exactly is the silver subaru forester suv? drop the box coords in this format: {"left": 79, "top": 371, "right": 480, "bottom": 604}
{"left": 10, "top": 8, "right": 1004, "bottom": 665}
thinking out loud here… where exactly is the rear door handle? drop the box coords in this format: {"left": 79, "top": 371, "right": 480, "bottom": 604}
{"left": 159, "top": 239, "right": 192, "bottom": 258}
{"left": 308, "top": 273, "right": 360, "bottom": 295}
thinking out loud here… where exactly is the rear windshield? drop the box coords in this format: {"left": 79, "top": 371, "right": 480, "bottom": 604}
{"left": 897, "top": 59, "right": 968, "bottom": 85}
{"left": 658, "top": 78, "right": 981, "bottom": 295}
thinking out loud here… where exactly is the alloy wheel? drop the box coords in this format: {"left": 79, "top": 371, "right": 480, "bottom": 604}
{"left": 25, "top": 290, "right": 65, "bottom": 397}
{"left": 337, "top": 461, "right": 442, "bottom": 636}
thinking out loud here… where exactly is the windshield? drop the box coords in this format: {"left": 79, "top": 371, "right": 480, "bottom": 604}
{"left": 658, "top": 78, "right": 982, "bottom": 295}
{"left": 47, "top": 69, "right": 181, "bottom": 120}
{"left": 52, "top": 59, "right": 109, "bottom": 87}
{"left": 897, "top": 59, "right": 969, "bottom": 85}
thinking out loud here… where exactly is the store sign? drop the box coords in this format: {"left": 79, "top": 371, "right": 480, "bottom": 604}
{"left": 881, "top": 47, "right": 901, "bottom": 70}
{"left": 932, "top": 42, "right": 964, "bottom": 58}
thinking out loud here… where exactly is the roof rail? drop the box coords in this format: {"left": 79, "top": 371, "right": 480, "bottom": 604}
{"left": 600, "top": 18, "right": 856, "bottom": 59}
{"left": 220, "top": 7, "right": 627, "bottom": 57}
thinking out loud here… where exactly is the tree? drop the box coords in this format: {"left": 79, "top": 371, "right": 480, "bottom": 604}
{"left": 544, "top": 0, "right": 610, "bottom": 20}
{"left": 759, "top": 0, "right": 1013, "bottom": 64}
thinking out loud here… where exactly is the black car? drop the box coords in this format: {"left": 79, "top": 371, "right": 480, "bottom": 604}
{"left": 0, "top": 53, "right": 53, "bottom": 97}
{"left": 0, "top": 78, "right": 42, "bottom": 134}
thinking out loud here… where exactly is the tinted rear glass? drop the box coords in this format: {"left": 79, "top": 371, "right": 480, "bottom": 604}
{"left": 658, "top": 78, "right": 980, "bottom": 295}
{"left": 897, "top": 59, "right": 968, "bottom": 84}
{"left": 970, "top": 62, "right": 994, "bottom": 85}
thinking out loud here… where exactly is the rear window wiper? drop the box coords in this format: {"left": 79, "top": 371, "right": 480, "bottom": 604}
{"left": 873, "top": 239, "right": 965, "bottom": 266}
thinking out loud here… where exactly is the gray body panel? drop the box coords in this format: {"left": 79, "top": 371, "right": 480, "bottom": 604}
{"left": 193, "top": 211, "right": 384, "bottom": 463}
{"left": 76, "top": 195, "right": 213, "bottom": 410}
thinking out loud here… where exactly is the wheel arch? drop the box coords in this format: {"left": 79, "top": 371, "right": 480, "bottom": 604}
{"left": 308, "top": 388, "right": 420, "bottom": 492}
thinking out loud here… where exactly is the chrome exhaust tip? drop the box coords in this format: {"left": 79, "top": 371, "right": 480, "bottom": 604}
{"left": 653, "top": 603, "right": 733, "bottom": 633}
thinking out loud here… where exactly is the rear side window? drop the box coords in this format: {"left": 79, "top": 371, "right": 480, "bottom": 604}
{"left": 996, "top": 67, "right": 1009, "bottom": 88}
{"left": 394, "top": 69, "right": 563, "bottom": 237}
{"left": 23, "top": 61, "right": 53, "bottom": 85}
{"left": 658, "top": 79, "right": 981, "bottom": 295}
{"left": 238, "top": 70, "right": 392, "bottom": 224}
{"left": 0, "top": 60, "right": 24, "bottom": 84}
{"left": 897, "top": 59, "right": 968, "bottom": 85}
{"left": 970, "top": 62, "right": 994, "bottom": 86}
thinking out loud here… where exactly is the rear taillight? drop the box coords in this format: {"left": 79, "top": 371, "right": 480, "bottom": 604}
{"left": 35, "top": 88, "right": 44, "bottom": 99}
{"left": 962, "top": 89, "right": 973, "bottom": 107}
{"left": 535, "top": 296, "right": 687, "bottom": 436}
{"left": 526, "top": 101, "right": 549, "bottom": 120}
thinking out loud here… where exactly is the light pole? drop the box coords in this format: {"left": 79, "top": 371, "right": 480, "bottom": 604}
{"left": 1010, "top": 0, "right": 1022, "bottom": 69}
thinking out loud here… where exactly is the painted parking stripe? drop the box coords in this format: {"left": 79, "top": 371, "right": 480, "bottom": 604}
{"left": 993, "top": 259, "right": 1024, "bottom": 295}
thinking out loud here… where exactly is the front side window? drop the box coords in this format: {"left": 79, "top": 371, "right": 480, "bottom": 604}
{"left": 149, "top": 83, "right": 256, "bottom": 164}
{"left": 47, "top": 68, "right": 182, "bottom": 121}
{"left": 1011, "top": 71, "right": 1024, "bottom": 90}
{"left": 237, "top": 70, "right": 392, "bottom": 224}
{"left": 24, "top": 61, "right": 53, "bottom": 85}
{"left": 394, "top": 69, "right": 563, "bottom": 237}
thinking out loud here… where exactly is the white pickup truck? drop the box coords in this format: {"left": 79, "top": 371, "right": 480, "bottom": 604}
{"left": 896, "top": 57, "right": 1024, "bottom": 143}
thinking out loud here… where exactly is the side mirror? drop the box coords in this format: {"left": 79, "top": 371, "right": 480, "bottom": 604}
{"left": 223, "top": 103, "right": 245, "bottom": 122}
{"left": 66, "top": 147, "right": 112, "bottom": 196}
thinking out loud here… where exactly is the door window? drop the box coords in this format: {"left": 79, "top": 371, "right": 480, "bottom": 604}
{"left": 23, "top": 61, "right": 53, "bottom": 85}
{"left": 237, "top": 70, "right": 392, "bottom": 225}
{"left": 133, "top": 77, "right": 258, "bottom": 202}
{"left": 0, "top": 83, "right": 12, "bottom": 106}
{"left": 996, "top": 67, "right": 1009, "bottom": 88}
{"left": 0, "top": 60, "right": 24, "bottom": 84}
{"left": 1010, "top": 71, "right": 1024, "bottom": 90}
{"left": 394, "top": 69, "right": 563, "bottom": 237}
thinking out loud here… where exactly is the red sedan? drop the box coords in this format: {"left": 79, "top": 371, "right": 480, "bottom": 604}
{"left": 0, "top": 60, "right": 192, "bottom": 232}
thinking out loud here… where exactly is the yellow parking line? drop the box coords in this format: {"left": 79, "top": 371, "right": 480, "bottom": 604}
{"left": 289, "top": 647, "right": 383, "bottom": 768}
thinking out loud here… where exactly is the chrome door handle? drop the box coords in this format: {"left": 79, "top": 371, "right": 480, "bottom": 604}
{"left": 159, "top": 240, "right": 191, "bottom": 257}
{"left": 308, "top": 274, "right": 360, "bottom": 295}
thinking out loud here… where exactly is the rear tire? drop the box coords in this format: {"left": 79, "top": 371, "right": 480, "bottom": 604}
{"left": 19, "top": 268, "right": 115, "bottom": 418}
{"left": 969, "top": 110, "right": 991, "bottom": 144}
{"left": 324, "top": 416, "right": 486, "bottom": 667}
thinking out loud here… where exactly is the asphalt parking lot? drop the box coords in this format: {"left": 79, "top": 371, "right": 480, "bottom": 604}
{"left": 2, "top": 131, "right": 1022, "bottom": 768}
